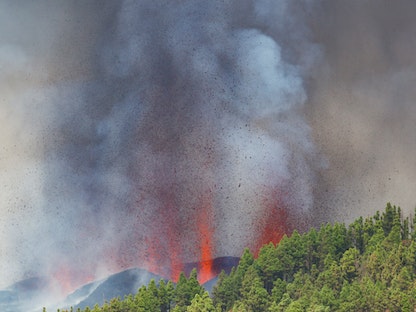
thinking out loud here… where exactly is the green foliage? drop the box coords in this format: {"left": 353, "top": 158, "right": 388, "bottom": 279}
{"left": 212, "top": 269, "right": 238, "bottom": 311}
{"left": 270, "top": 278, "right": 286, "bottom": 304}
{"left": 175, "top": 269, "right": 204, "bottom": 311}
{"left": 158, "top": 279, "right": 174, "bottom": 312}
{"left": 186, "top": 291, "right": 216, "bottom": 312}
{"left": 46, "top": 204, "right": 416, "bottom": 312}
{"left": 256, "top": 242, "right": 281, "bottom": 291}
{"left": 339, "top": 247, "right": 359, "bottom": 281}
{"left": 239, "top": 266, "right": 269, "bottom": 311}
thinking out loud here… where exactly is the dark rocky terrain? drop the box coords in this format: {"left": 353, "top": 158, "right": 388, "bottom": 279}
{"left": 0, "top": 256, "right": 239, "bottom": 311}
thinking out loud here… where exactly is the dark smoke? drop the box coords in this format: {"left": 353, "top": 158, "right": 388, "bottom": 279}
{"left": 307, "top": 0, "right": 416, "bottom": 223}
{"left": 1, "top": 0, "right": 415, "bottom": 302}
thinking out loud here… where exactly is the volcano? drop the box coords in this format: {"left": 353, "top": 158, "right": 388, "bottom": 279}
{"left": 0, "top": 277, "right": 50, "bottom": 312}
{"left": 0, "top": 257, "right": 239, "bottom": 311}
{"left": 2, "top": 1, "right": 416, "bottom": 304}
{"left": 64, "top": 256, "right": 239, "bottom": 310}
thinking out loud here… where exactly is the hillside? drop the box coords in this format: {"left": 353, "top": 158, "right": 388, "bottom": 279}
{"left": 46, "top": 203, "right": 416, "bottom": 311}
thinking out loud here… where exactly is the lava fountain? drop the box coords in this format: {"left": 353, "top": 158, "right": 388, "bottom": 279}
{"left": 196, "top": 194, "right": 215, "bottom": 284}
{"left": 0, "top": 0, "right": 322, "bottom": 293}
{"left": 2, "top": 0, "right": 416, "bottom": 298}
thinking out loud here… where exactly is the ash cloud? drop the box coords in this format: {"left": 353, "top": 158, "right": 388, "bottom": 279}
{"left": 307, "top": 0, "right": 416, "bottom": 223}
{"left": 1, "top": 0, "right": 416, "bottom": 298}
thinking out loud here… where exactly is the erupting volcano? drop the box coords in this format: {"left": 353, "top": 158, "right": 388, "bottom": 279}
{"left": 196, "top": 195, "right": 215, "bottom": 284}
{"left": 2, "top": 1, "right": 416, "bottom": 307}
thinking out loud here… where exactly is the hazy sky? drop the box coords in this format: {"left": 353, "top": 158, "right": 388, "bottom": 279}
{"left": 1, "top": 0, "right": 415, "bottom": 296}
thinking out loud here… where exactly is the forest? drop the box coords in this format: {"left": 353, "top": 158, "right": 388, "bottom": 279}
{"left": 49, "top": 203, "right": 416, "bottom": 311}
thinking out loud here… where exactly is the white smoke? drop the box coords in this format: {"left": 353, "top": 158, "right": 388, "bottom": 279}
{"left": 0, "top": 0, "right": 319, "bottom": 291}
{"left": 1, "top": 1, "right": 416, "bottom": 302}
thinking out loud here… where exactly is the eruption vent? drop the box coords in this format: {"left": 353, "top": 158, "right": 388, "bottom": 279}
{"left": 1, "top": 0, "right": 316, "bottom": 290}
{"left": 2, "top": 0, "right": 416, "bottom": 297}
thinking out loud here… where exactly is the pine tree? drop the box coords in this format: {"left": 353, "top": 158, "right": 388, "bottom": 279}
{"left": 256, "top": 242, "right": 281, "bottom": 292}
{"left": 270, "top": 278, "right": 286, "bottom": 304}
{"left": 347, "top": 217, "right": 364, "bottom": 253}
{"left": 186, "top": 291, "right": 215, "bottom": 312}
{"left": 159, "top": 279, "right": 175, "bottom": 312}
{"left": 340, "top": 247, "right": 360, "bottom": 281}
{"left": 212, "top": 270, "right": 238, "bottom": 312}
{"left": 174, "top": 269, "right": 204, "bottom": 311}
{"left": 239, "top": 266, "right": 269, "bottom": 312}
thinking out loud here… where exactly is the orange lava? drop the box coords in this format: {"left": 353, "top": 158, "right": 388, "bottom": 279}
{"left": 52, "top": 265, "right": 94, "bottom": 296}
{"left": 141, "top": 191, "right": 184, "bottom": 282}
{"left": 166, "top": 219, "right": 184, "bottom": 282}
{"left": 143, "top": 236, "right": 163, "bottom": 276}
{"left": 196, "top": 195, "right": 215, "bottom": 284}
{"left": 142, "top": 191, "right": 215, "bottom": 284}
{"left": 52, "top": 266, "right": 73, "bottom": 296}
{"left": 254, "top": 189, "right": 291, "bottom": 257}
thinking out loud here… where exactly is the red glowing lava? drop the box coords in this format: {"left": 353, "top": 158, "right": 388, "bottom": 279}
{"left": 142, "top": 191, "right": 215, "bottom": 284}
{"left": 253, "top": 188, "right": 292, "bottom": 257}
{"left": 142, "top": 192, "right": 184, "bottom": 282}
{"left": 52, "top": 266, "right": 72, "bottom": 296}
{"left": 52, "top": 264, "right": 94, "bottom": 296}
{"left": 196, "top": 194, "right": 215, "bottom": 284}
{"left": 52, "top": 186, "right": 292, "bottom": 294}
{"left": 257, "top": 204, "right": 287, "bottom": 246}
{"left": 129, "top": 185, "right": 289, "bottom": 284}
{"left": 164, "top": 214, "right": 184, "bottom": 282}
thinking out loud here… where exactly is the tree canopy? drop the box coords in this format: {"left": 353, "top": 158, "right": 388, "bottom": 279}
{"left": 48, "top": 203, "right": 416, "bottom": 312}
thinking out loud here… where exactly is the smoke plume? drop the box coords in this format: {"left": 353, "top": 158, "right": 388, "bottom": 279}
{"left": 307, "top": 0, "right": 416, "bottom": 223}
{"left": 1, "top": 0, "right": 415, "bottom": 299}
